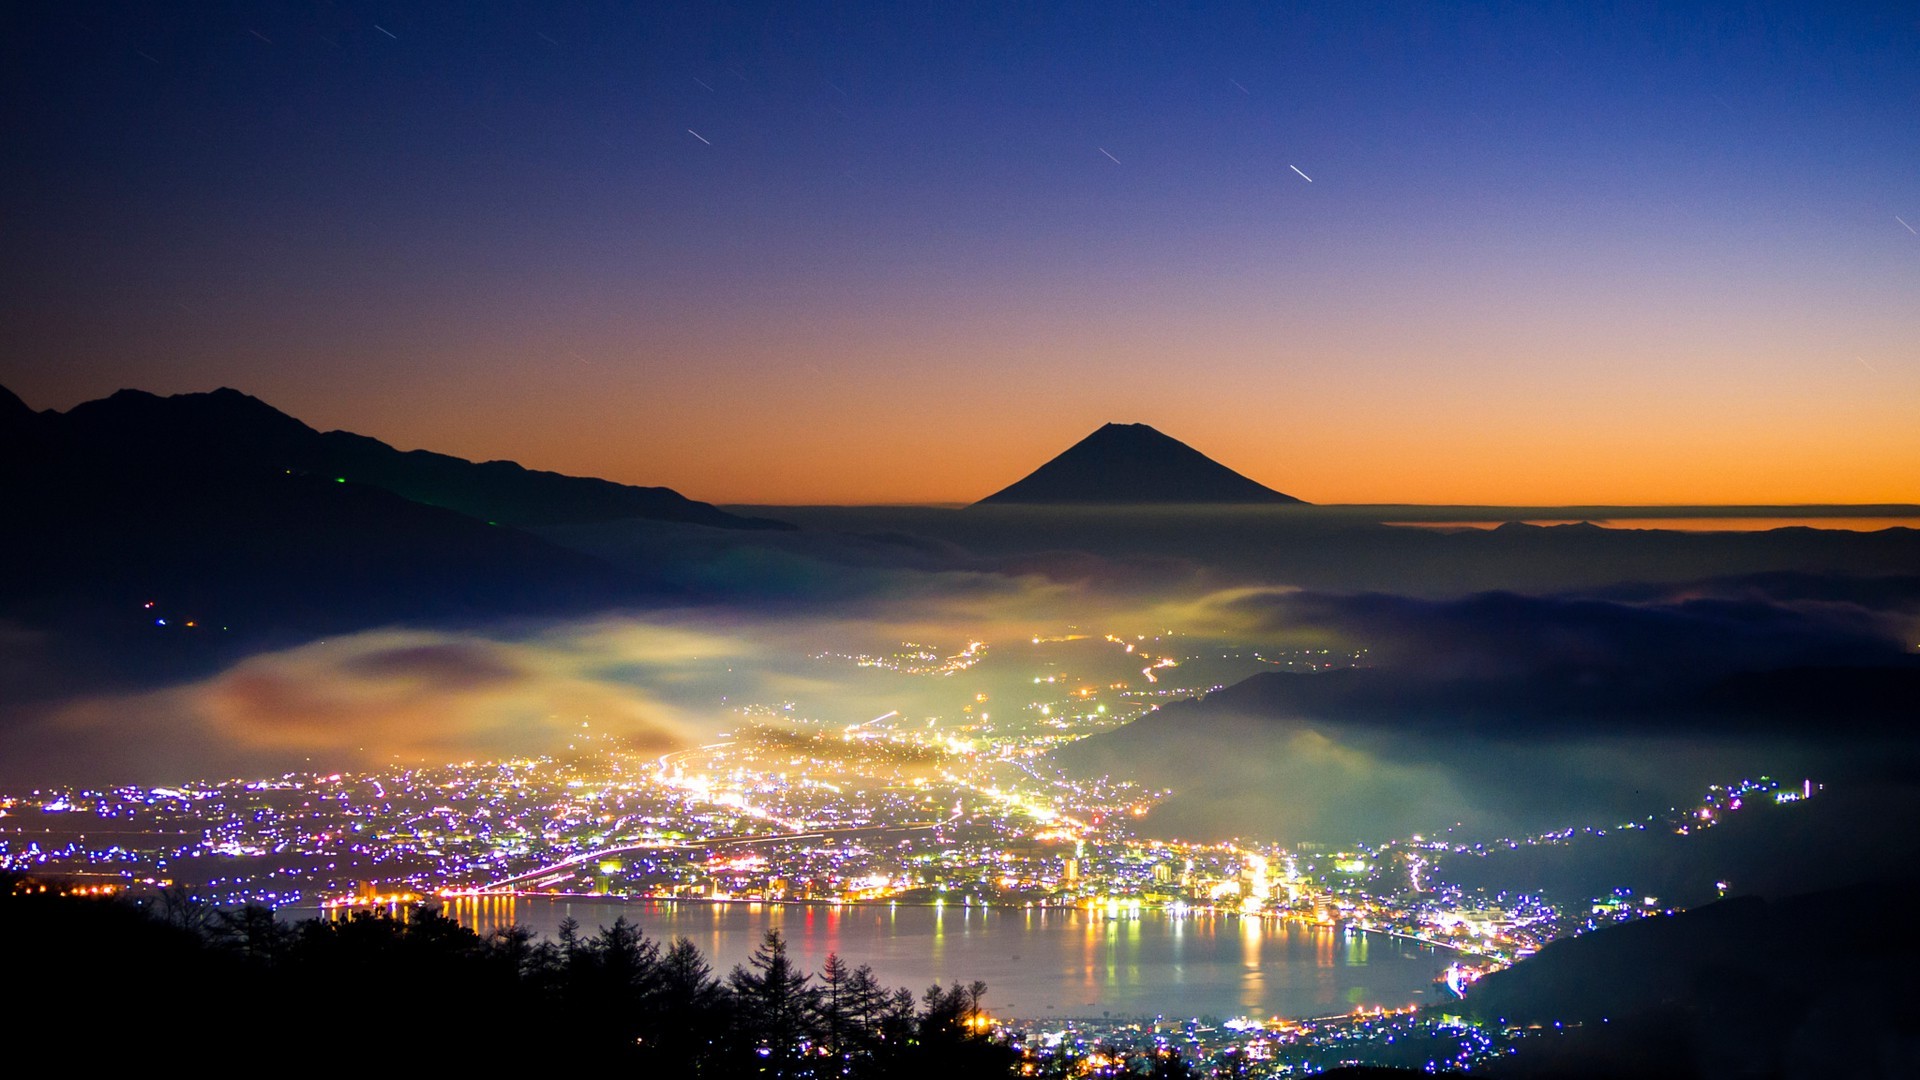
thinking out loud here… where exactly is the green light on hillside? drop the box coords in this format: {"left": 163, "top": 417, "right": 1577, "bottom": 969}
{"left": 334, "top": 477, "right": 346, "bottom": 483}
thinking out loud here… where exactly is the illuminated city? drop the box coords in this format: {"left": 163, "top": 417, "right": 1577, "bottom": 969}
{"left": 1, "top": 625, "right": 1830, "bottom": 1073}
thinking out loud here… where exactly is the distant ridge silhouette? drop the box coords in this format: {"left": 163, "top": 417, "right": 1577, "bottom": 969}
{"left": 977, "top": 422, "right": 1304, "bottom": 505}
{"left": 0, "top": 383, "right": 707, "bottom": 651}
{"left": 41, "top": 386, "right": 790, "bottom": 531}
{"left": 0, "top": 384, "right": 35, "bottom": 425}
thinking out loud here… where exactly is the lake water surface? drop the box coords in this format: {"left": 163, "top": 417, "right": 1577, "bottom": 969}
{"left": 416, "top": 896, "right": 1450, "bottom": 1021}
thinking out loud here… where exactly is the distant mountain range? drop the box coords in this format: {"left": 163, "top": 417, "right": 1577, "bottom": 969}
{"left": 976, "top": 422, "right": 1304, "bottom": 505}
{"left": 0, "top": 384, "right": 787, "bottom": 688}
{"left": 6, "top": 385, "right": 789, "bottom": 531}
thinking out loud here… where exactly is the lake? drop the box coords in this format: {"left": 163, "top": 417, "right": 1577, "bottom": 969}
{"left": 410, "top": 896, "right": 1450, "bottom": 1021}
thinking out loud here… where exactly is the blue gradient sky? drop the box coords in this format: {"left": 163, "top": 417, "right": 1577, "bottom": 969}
{"left": 4, "top": 1, "right": 1916, "bottom": 503}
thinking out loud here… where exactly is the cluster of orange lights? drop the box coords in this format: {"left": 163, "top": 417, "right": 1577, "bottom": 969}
{"left": 11, "top": 882, "right": 120, "bottom": 897}
{"left": 321, "top": 890, "right": 421, "bottom": 909}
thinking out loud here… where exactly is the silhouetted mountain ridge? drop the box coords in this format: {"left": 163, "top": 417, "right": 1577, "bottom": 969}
{"left": 0, "top": 383, "right": 716, "bottom": 696}
{"left": 977, "top": 423, "right": 1304, "bottom": 505}
{"left": 44, "top": 386, "right": 790, "bottom": 530}
{"left": 0, "top": 384, "right": 37, "bottom": 425}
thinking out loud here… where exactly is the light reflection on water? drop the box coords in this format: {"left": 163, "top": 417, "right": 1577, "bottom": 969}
{"left": 380, "top": 896, "right": 1447, "bottom": 1020}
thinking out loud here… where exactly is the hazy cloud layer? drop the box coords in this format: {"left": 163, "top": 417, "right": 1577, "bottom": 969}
{"left": 1065, "top": 577, "right": 1920, "bottom": 843}
{"left": 0, "top": 598, "right": 1127, "bottom": 785}
{"left": 1195, "top": 585, "right": 1914, "bottom": 705}
{"left": 0, "top": 623, "right": 743, "bottom": 784}
{"left": 4, "top": 520, "right": 1914, "bottom": 857}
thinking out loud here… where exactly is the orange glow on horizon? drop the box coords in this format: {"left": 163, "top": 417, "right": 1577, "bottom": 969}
{"left": 22, "top": 305, "right": 1918, "bottom": 507}
{"left": 258, "top": 316, "right": 1917, "bottom": 506}
{"left": 333, "top": 391, "right": 1920, "bottom": 508}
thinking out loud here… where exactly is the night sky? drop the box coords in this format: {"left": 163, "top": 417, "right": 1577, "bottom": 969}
{"left": 4, "top": 1, "right": 1915, "bottom": 505}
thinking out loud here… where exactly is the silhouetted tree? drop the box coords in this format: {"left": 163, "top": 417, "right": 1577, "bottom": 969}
{"left": 210, "top": 902, "right": 294, "bottom": 965}
{"left": 555, "top": 915, "right": 663, "bottom": 1059}
{"left": 650, "top": 935, "right": 731, "bottom": 1076}
{"left": 484, "top": 922, "right": 558, "bottom": 983}
{"left": 917, "top": 980, "right": 978, "bottom": 1042}
{"left": 819, "top": 952, "right": 857, "bottom": 1064}
{"left": 878, "top": 985, "right": 919, "bottom": 1047}
{"left": 7, "top": 878, "right": 1029, "bottom": 1075}
{"left": 153, "top": 883, "right": 214, "bottom": 933}
{"left": 728, "top": 929, "right": 821, "bottom": 1077}
{"left": 846, "top": 964, "right": 891, "bottom": 1031}
{"left": 897, "top": 979, "right": 1017, "bottom": 1079}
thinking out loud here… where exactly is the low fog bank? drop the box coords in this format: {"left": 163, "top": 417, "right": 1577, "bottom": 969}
{"left": 0, "top": 620, "right": 725, "bottom": 787}
{"left": 10, "top": 502, "right": 1918, "bottom": 705}
{"left": 1059, "top": 576, "right": 1920, "bottom": 847}
{"left": 4, "top": 504, "right": 1916, "bottom": 829}
{"left": 0, "top": 590, "right": 1183, "bottom": 787}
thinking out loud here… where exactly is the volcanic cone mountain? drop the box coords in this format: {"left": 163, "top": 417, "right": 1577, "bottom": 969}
{"left": 977, "top": 423, "right": 1304, "bottom": 505}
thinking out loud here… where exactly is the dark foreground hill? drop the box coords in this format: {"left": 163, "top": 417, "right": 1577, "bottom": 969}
{"left": 1467, "top": 879, "right": 1920, "bottom": 1078}
{"left": 976, "top": 422, "right": 1304, "bottom": 505}
{"left": 1436, "top": 782, "right": 1920, "bottom": 914}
